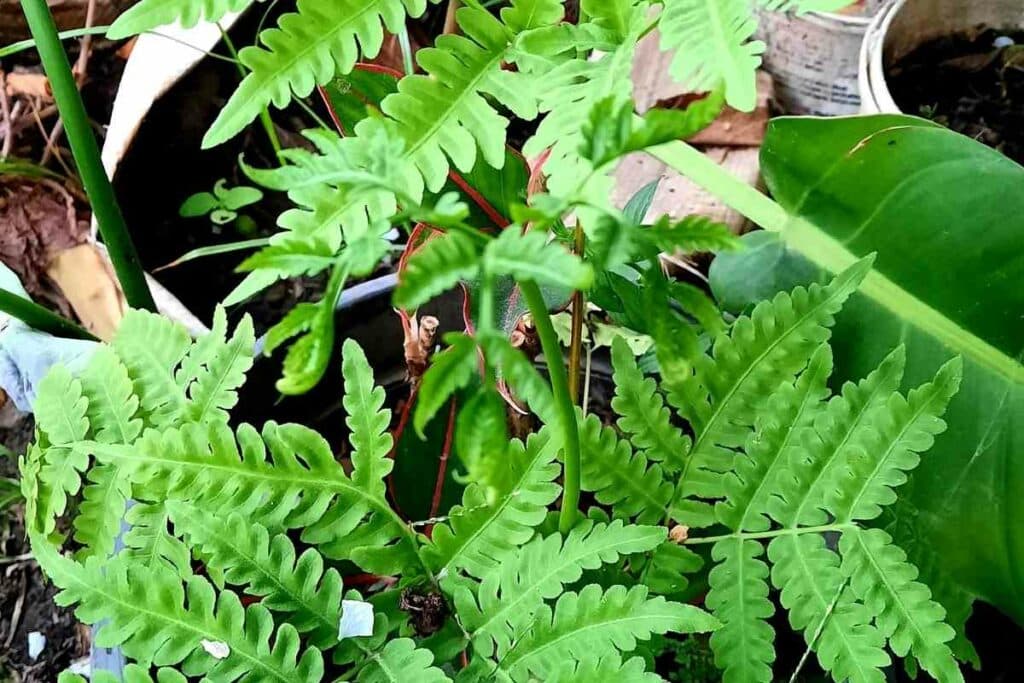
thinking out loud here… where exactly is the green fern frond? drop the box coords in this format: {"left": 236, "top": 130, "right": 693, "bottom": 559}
{"left": 237, "top": 239, "right": 337, "bottom": 278}
{"left": 643, "top": 540, "right": 704, "bottom": 596}
{"left": 658, "top": 0, "right": 764, "bottom": 111}
{"left": 594, "top": 260, "right": 964, "bottom": 681}
{"left": 769, "top": 533, "right": 890, "bottom": 683}
{"left": 263, "top": 304, "right": 318, "bottom": 356}
{"left": 239, "top": 128, "right": 401, "bottom": 266}
{"left": 705, "top": 537, "right": 775, "bottom": 683}
{"left": 520, "top": 1, "right": 645, "bottom": 197}
{"left": 647, "top": 215, "right": 742, "bottom": 255}
{"left": 358, "top": 638, "right": 452, "bottom": 682}
{"left": 32, "top": 534, "right": 325, "bottom": 680}
{"left": 893, "top": 533, "right": 980, "bottom": 667}
{"left": 611, "top": 336, "right": 690, "bottom": 473}
{"left": 341, "top": 339, "right": 393, "bottom": 498}
{"left": 768, "top": 345, "right": 907, "bottom": 528}
{"left": 501, "top": 0, "right": 565, "bottom": 32}
{"left": 840, "top": 528, "right": 964, "bottom": 683}
{"left": 424, "top": 428, "right": 561, "bottom": 580}
{"left": 168, "top": 501, "right": 343, "bottom": 648}
{"left": 80, "top": 346, "right": 142, "bottom": 445}
{"left": 74, "top": 464, "right": 129, "bottom": 560}
{"left": 204, "top": 0, "right": 439, "bottom": 147}
{"left": 112, "top": 309, "right": 192, "bottom": 429}
{"left": 35, "top": 365, "right": 89, "bottom": 445}
{"left": 108, "top": 0, "right": 255, "bottom": 38}
{"left": 33, "top": 367, "right": 90, "bottom": 533}
{"left": 492, "top": 583, "right": 717, "bottom": 681}
{"left": 716, "top": 344, "right": 832, "bottom": 533}
{"left": 457, "top": 520, "right": 665, "bottom": 656}
{"left": 122, "top": 501, "right": 194, "bottom": 578}
{"left": 183, "top": 308, "right": 256, "bottom": 424}
{"left": 829, "top": 358, "right": 961, "bottom": 524}
{"left": 81, "top": 419, "right": 423, "bottom": 576}
{"left": 394, "top": 233, "right": 483, "bottom": 311}
{"left": 670, "top": 258, "right": 870, "bottom": 529}
{"left": 484, "top": 229, "right": 594, "bottom": 291}
{"left": 547, "top": 654, "right": 663, "bottom": 683}
{"left": 381, "top": 6, "right": 536, "bottom": 187}
{"left": 415, "top": 333, "right": 478, "bottom": 435}
{"left": 577, "top": 412, "right": 673, "bottom": 524}
{"left": 657, "top": 1, "right": 855, "bottom": 110}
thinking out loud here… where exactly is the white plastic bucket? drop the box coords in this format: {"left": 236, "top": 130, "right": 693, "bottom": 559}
{"left": 93, "top": 14, "right": 248, "bottom": 335}
{"left": 757, "top": 5, "right": 879, "bottom": 115}
{"left": 859, "top": 0, "right": 1024, "bottom": 113}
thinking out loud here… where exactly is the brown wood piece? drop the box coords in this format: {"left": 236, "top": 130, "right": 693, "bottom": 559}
{"left": 46, "top": 243, "right": 125, "bottom": 341}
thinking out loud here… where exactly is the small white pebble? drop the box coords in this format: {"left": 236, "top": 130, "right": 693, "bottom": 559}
{"left": 994, "top": 35, "right": 1016, "bottom": 49}
{"left": 338, "top": 599, "right": 375, "bottom": 639}
{"left": 27, "top": 632, "right": 46, "bottom": 660}
{"left": 66, "top": 657, "right": 90, "bottom": 676}
{"left": 201, "top": 639, "right": 230, "bottom": 659}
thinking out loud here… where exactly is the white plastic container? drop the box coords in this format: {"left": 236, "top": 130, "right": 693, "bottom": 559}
{"left": 93, "top": 14, "right": 247, "bottom": 335}
{"left": 757, "top": 5, "right": 878, "bottom": 115}
{"left": 859, "top": 0, "right": 1024, "bottom": 113}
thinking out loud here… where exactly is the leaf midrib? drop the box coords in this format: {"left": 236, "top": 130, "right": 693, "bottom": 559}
{"left": 648, "top": 137, "right": 1024, "bottom": 385}
{"left": 87, "top": 440, "right": 426, "bottom": 574}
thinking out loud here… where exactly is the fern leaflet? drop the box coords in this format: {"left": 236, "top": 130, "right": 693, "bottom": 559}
{"left": 108, "top": 0, "right": 255, "bottom": 37}
{"left": 423, "top": 429, "right": 560, "bottom": 580}
{"left": 456, "top": 520, "right": 665, "bottom": 656}
{"left": 33, "top": 535, "right": 324, "bottom": 681}
{"left": 168, "top": 502, "right": 343, "bottom": 649}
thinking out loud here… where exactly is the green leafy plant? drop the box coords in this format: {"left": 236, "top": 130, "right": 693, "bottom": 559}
{"left": 101, "top": 0, "right": 844, "bottom": 395}
{"left": 13, "top": 0, "right": 998, "bottom": 680}
{"left": 705, "top": 114, "right": 1024, "bottom": 647}
{"left": 179, "top": 179, "right": 264, "bottom": 231}
{"left": 601, "top": 259, "right": 966, "bottom": 683}
{"left": 24, "top": 311, "right": 717, "bottom": 681}
{"left": 25, "top": 263, "right": 968, "bottom": 681}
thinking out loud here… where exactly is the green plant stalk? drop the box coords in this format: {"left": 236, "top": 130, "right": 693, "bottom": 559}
{"left": 19, "top": 0, "right": 155, "bottom": 311}
{"left": 0, "top": 289, "right": 98, "bottom": 341}
{"left": 218, "top": 24, "right": 282, "bottom": 158}
{"left": 520, "top": 280, "right": 581, "bottom": 533}
{"left": 0, "top": 25, "right": 109, "bottom": 58}
{"left": 649, "top": 139, "right": 1023, "bottom": 383}
{"left": 567, "top": 224, "right": 586, "bottom": 403}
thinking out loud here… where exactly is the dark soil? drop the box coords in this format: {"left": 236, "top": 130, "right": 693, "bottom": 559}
{"left": 111, "top": 8, "right": 342, "bottom": 334}
{"left": 887, "top": 28, "right": 1024, "bottom": 165}
{"left": 0, "top": 411, "right": 89, "bottom": 683}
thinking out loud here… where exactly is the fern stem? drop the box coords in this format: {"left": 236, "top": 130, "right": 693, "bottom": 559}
{"left": 520, "top": 280, "right": 581, "bottom": 533}
{"left": 218, "top": 23, "right": 282, "bottom": 158}
{"left": 0, "top": 25, "right": 109, "bottom": 59}
{"left": 789, "top": 578, "right": 847, "bottom": 683}
{"left": 567, "top": 225, "right": 586, "bottom": 404}
{"left": 686, "top": 523, "right": 855, "bottom": 546}
{"left": 19, "top": 0, "right": 155, "bottom": 311}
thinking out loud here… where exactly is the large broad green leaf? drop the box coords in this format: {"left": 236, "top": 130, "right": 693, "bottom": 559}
{"left": 689, "top": 115, "right": 1024, "bottom": 627}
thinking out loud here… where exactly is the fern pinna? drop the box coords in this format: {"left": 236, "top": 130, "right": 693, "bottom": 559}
{"left": 596, "top": 260, "right": 967, "bottom": 683}
{"left": 22, "top": 309, "right": 715, "bottom": 681}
